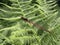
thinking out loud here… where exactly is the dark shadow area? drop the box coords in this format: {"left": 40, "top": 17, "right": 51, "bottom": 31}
{"left": 56, "top": 0, "right": 60, "bottom": 17}
{"left": 37, "top": 29, "right": 44, "bottom": 36}
{"left": 27, "top": 30, "right": 34, "bottom": 35}
{"left": 30, "top": 0, "right": 39, "bottom": 6}
{"left": 57, "top": 0, "right": 60, "bottom": 7}
{"left": 31, "top": 0, "right": 39, "bottom": 4}
{"left": 0, "top": 0, "right": 12, "bottom": 7}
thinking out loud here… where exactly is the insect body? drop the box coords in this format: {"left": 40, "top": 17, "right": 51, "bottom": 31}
{"left": 21, "top": 17, "right": 50, "bottom": 33}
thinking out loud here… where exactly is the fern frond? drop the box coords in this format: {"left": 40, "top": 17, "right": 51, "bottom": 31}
{"left": 0, "top": 0, "right": 60, "bottom": 45}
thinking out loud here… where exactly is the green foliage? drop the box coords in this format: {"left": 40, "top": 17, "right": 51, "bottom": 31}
{"left": 0, "top": 0, "right": 60, "bottom": 45}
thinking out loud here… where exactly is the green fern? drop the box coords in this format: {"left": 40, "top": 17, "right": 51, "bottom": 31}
{"left": 0, "top": 0, "right": 60, "bottom": 45}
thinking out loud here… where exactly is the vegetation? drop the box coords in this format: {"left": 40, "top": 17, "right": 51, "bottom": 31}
{"left": 0, "top": 0, "right": 60, "bottom": 45}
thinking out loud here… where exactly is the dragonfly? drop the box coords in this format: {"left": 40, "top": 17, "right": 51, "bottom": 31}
{"left": 21, "top": 17, "right": 51, "bottom": 33}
